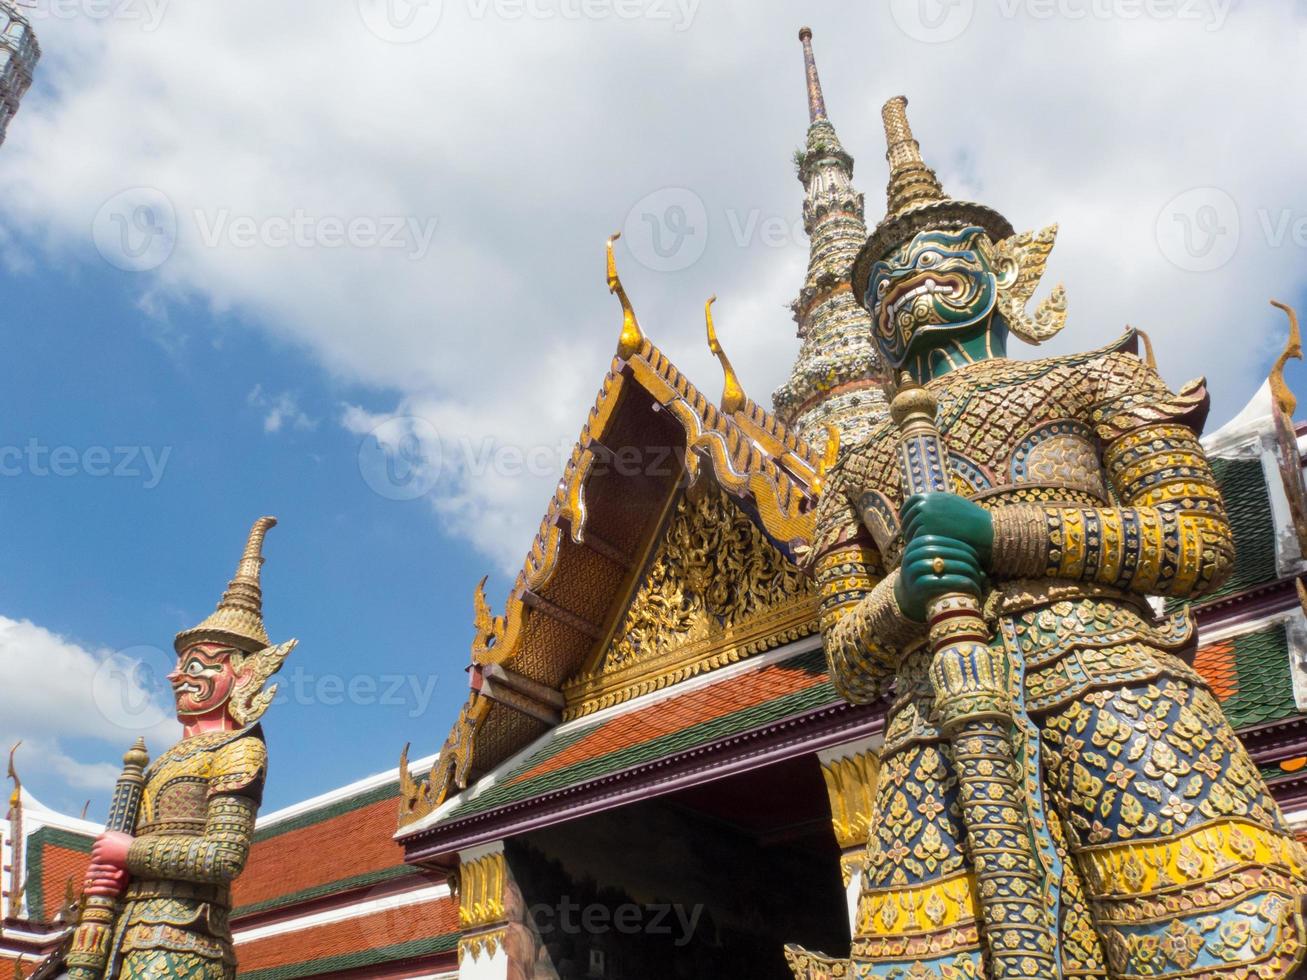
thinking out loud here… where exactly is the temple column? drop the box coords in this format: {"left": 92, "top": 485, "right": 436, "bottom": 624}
{"left": 456, "top": 842, "right": 558, "bottom": 980}
{"left": 816, "top": 737, "right": 881, "bottom": 934}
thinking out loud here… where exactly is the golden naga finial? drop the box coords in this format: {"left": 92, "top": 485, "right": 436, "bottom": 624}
{"left": 607, "top": 233, "right": 645, "bottom": 360}
{"left": 471, "top": 576, "right": 505, "bottom": 662}
{"left": 704, "top": 296, "right": 746, "bottom": 414}
{"left": 1270, "top": 300, "right": 1302, "bottom": 418}
{"left": 810, "top": 423, "right": 840, "bottom": 496}
{"left": 7, "top": 741, "right": 21, "bottom": 812}
{"left": 819, "top": 423, "right": 840, "bottom": 474}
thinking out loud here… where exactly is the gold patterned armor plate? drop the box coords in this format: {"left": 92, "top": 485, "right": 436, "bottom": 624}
{"left": 107, "top": 725, "right": 266, "bottom": 980}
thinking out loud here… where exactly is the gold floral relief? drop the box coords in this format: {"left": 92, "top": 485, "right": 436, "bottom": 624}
{"left": 563, "top": 483, "right": 816, "bottom": 718}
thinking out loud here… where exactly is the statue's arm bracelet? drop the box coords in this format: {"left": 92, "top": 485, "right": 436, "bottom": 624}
{"left": 990, "top": 424, "right": 1235, "bottom": 598}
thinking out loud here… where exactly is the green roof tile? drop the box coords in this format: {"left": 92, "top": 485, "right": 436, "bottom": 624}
{"left": 1207, "top": 456, "right": 1279, "bottom": 600}
{"left": 1225, "top": 622, "right": 1298, "bottom": 728}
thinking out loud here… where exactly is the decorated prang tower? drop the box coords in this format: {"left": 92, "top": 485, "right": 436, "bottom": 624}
{"left": 772, "top": 28, "right": 887, "bottom": 448}
{"left": 0, "top": 0, "right": 38, "bottom": 146}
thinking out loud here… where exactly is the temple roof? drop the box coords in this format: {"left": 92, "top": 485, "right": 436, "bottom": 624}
{"left": 399, "top": 641, "right": 883, "bottom": 860}
{"left": 397, "top": 246, "right": 835, "bottom": 833}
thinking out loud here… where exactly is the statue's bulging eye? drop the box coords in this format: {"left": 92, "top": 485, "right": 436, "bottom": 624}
{"left": 919, "top": 251, "right": 938, "bottom": 267}
{"left": 877, "top": 279, "right": 888, "bottom": 295}
{"left": 186, "top": 660, "right": 203, "bottom": 675}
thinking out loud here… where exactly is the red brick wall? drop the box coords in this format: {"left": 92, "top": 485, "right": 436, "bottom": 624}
{"left": 36, "top": 843, "right": 91, "bottom": 921}
{"left": 235, "top": 898, "right": 458, "bottom": 972}
{"left": 233, "top": 797, "right": 405, "bottom": 912}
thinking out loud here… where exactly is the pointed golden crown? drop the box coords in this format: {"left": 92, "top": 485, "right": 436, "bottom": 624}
{"left": 175, "top": 516, "right": 278, "bottom": 654}
{"left": 853, "top": 96, "right": 1014, "bottom": 305}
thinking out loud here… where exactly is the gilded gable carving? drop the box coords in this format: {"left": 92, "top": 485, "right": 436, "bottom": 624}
{"left": 563, "top": 482, "right": 816, "bottom": 719}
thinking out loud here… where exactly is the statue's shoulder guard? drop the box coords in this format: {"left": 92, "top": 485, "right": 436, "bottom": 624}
{"left": 1001, "top": 328, "right": 1143, "bottom": 386}
{"left": 208, "top": 723, "right": 268, "bottom": 804}
{"left": 1079, "top": 330, "right": 1211, "bottom": 441}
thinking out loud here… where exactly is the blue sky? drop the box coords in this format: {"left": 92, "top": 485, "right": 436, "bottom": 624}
{"left": 2, "top": 0, "right": 1307, "bottom": 816}
{"left": 0, "top": 258, "right": 501, "bottom": 813}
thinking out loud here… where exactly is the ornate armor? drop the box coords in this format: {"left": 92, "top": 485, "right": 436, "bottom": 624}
{"left": 813, "top": 336, "right": 1307, "bottom": 977}
{"left": 108, "top": 726, "right": 265, "bottom": 980}
{"left": 792, "top": 91, "right": 1307, "bottom": 978}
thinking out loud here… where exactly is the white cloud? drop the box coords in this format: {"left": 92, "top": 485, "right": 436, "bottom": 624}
{"left": 248, "top": 385, "right": 317, "bottom": 434}
{"left": 2, "top": 2, "right": 1305, "bottom": 573}
{"left": 0, "top": 616, "right": 180, "bottom": 802}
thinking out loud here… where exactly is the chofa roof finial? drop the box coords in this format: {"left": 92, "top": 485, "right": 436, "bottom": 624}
{"left": 704, "top": 296, "right": 746, "bottom": 414}
{"left": 607, "top": 233, "right": 645, "bottom": 360}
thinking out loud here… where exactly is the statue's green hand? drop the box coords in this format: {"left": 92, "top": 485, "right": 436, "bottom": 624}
{"left": 894, "top": 535, "right": 986, "bottom": 622}
{"left": 901, "top": 493, "right": 994, "bottom": 566}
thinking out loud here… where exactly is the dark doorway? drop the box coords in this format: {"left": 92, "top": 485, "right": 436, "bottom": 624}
{"left": 509, "top": 752, "right": 848, "bottom": 979}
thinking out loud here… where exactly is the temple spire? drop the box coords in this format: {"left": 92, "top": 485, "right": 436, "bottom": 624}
{"left": 798, "top": 27, "right": 826, "bottom": 124}
{"left": 771, "top": 28, "right": 887, "bottom": 449}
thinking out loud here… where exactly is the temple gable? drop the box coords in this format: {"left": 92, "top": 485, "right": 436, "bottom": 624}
{"left": 562, "top": 482, "right": 817, "bottom": 719}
